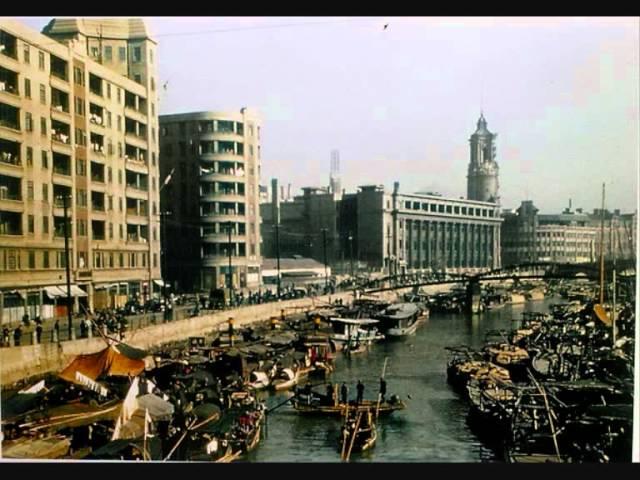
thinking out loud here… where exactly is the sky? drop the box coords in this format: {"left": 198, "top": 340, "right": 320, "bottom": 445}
{"left": 14, "top": 16, "right": 640, "bottom": 214}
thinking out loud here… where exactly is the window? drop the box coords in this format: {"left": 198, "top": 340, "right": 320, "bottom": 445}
{"left": 76, "top": 158, "right": 86, "bottom": 176}
{"left": 41, "top": 151, "right": 48, "bottom": 168}
{"left": 118, "top": 169, "right": 122, "bottom": 184}
{"left": 119, "top": 197, "right": 123, "bottom": 212}
{"left": 91, "top": 46, "right": 99, "bottom": 58}
{"left": 161, "top": 127, "right": 168, "bottom": 137}
{"left": 23, "top": 44, "right": 30, "bottom": 63}
{"left": 27, "top": 181, "right": 34, "bottom": 200}
{"left": 152, "top": 152, "right": 156, "bottom": 166}
{"left": 106, "top": 83, "right": 111, "bottom": 98}
{"left": 27, "top": 147, "right": 33, "bottom": 165}
{"left": 117, "top": 115, "right": 122, "bottom": 132}
{"left": 74, "top": 67, "right": 84, "bottom": 85}
{"left": 149, "top": 49, "right": 153, "bottom": 64}
{"left": 28, "top": 250, "right": 35, "bottom": 268}
{"left": 43, "top": 216, "right": 49, "bottom": 234}
{"left": 151, "top": 103, "right": 155, "bottom": 116}
{"left": 118, "top": 47, "right": 126, "bottom": 61}
{"left": 42, "top": 183, "right": 48, "bottom": 203}
{"left": 108, "top": 195, "right": 113, "bottom": 210}
{"left": 40, "top": 117, "right": 47, "bottom": 136}
{"left": 117, "top": 88, "right": 121, "bottom": 103}
{"left": 118, "top": 142, "right": 122, "bottom": 157}
{"left": 25, "top": 112, "right": 33, "bottom": 132}
{"left": 24, "top": 78, "right": 31, "bottom": 98}
{"left": 106, "top": 111, "right": 111, "bottom": 127}
{"left": 133, "top": 46, "right": 142, "bottom": 63}
{"left": 134, "top": 74, "right": 141, "bottom": 84}
{"left": 38, "top": 51, "right": 45, "bottom": 70}
{"left": 119, "top": 224, "right": 123, "bottom": 239}
{"left": 109, "top": 222, "right": 113, "bottom": 239}
{"left": 75, "top": 97, "right": 85, "bottom": 116}
{"left": 43, "top": 251, "right": 49, "bottom": 268}
{"left": 151, "top": 77, "right": 155, "bottom": 91}
{"left": 104, "top": 46, "right": 112, "bottom": 62}
{"left": 28, "top": 215, "right": 34, "bottom": 233}
{"left": 119, "top": 252, "right": 124, "bottom": 266}
{"left": 39, "top": 84, "right": 46, "bottom": 104}
{"left": 75, "top": 128, "right": 86, "bottom": 146}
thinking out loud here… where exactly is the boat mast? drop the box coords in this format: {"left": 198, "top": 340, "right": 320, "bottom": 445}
{"left": 599, "top": 183, "right": 606, "bottom": 305}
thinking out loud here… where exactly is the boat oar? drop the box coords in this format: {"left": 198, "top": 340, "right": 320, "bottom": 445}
{"left": 266, "top": 394, "right": 297, "bottom": 414}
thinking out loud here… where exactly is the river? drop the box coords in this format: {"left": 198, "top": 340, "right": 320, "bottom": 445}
{"left": 245, "top": 298, "right": 557, "bottom": 462}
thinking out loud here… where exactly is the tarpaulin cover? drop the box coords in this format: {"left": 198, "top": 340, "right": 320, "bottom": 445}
{"left": 59, "top": 345, "right": 146, "bottom": 383}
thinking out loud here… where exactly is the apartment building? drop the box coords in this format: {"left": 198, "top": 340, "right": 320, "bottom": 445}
{"left": 0, "top": 18, "right": 160, "bottom": 322}
{"left": 159, "top": 109, "right": 262, "bottom": 292}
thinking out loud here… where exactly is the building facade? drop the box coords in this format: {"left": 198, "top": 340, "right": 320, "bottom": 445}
{"left": 501, "top": 201, "right": 598, "bottom": 266}
{"left": 261, "top": 182, "right": 502, "bottom": 275}
{"left": 159, "top": 109, "right": 262, "bottom": 292}
{"left": 0, "top": 18, "right": 161, "bottom": 322}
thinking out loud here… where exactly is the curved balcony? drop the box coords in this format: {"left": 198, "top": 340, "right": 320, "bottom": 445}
{"left": 197, "top": 130, "right": 244, "bottom": 142}
{"left": 199, "top": 191, "right": 245, "bottom": 203}
{"left": 201, "top": 212, "right": 245, "bottom": 224}
{"left": 201, "top": 233, "right": 245, "bottom": 243}
{"left": 199, "top": 171, "right": 245, "bottom": 183}
{"left": 201, "top": 255, "right": 245, "bottom": 267}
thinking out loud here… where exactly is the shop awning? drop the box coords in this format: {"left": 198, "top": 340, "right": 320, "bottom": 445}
{"left": 153, "top": 280, "right": 165, "bottom": 287}
{"left": 44, "top": 285, "right": 88, "bottom": 298}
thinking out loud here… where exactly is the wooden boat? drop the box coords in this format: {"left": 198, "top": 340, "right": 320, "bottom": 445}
{"left": 374, "top": 302, "right": 427, "bottom": 338}
{"left": 339, "top": 408, "right": 377, "bottom": 459}
{"left": 270, "top": 367, "right": 299, "bottom": 391}
{"left": 327, "top": 318, "right": 385, "bottom": 351}
{"left": 292, "top": 396, "right": 405, "bottom": 416}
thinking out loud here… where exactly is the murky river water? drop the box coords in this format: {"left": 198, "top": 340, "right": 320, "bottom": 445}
{"left": 245, "top": 298, "right": 556, "bottom": 463}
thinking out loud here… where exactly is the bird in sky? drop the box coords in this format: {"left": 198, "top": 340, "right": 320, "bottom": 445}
{"left": 163, "top": 81, "right": 169, "bottom": 91}
{"left": 383, "top": 24, "right": 389, "bottom": 30}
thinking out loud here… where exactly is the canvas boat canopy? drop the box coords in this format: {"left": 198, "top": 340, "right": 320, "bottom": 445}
{"left": 59, "top": 344, "right": 147, "bottom": 383}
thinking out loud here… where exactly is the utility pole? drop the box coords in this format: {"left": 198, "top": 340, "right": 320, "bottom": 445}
{"left": 599, "top": 183, "right": 606, "bottom": 304}
{"left": 161, "top": 211, "right": 171, "bottom": 300}
{"left": 275, "top": 224, "right": 281, "bottom": 299}
{"left": 227, "top": 221, "right": 233, "bottom": 307}
{"left": 348, "top": 232, "right": 354, "bottom": 278}
{"left": 322, "top": 228, "right": 328, "bottom": 290}
{"left": 61, "top": 194, "right": 73, "bottom": 339}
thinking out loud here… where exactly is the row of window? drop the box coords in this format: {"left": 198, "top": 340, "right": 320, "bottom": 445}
{"left": 88, "top": 44, "right": 152, "bottom": 66}
{"left": 0, "top": 248, "right": 157, "bottom": 271}
{"left": 0, "top": 248, "right": 66, "bottom": 270}
{"left": 402, "top": 200, "right": 496, "bottom": 218}
{"left": 18, "top": 214, "right": 158, "bottom": 240}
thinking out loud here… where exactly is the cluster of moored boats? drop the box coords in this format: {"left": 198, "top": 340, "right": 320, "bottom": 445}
{"left": 446, "top": 299, "right": 635, "bottom": 462}
{"left": 2, "top": 294, "right": 424, "bottom": 462}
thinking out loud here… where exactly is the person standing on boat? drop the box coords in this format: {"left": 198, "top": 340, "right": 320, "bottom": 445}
{"left": 379, "top": 377, "right": 387, "bottom": 402}
{"left": 356, "top": 380, "right": 364, "bottom": 404}
{"left": 340, "top": 382, "right": 349, "bottom": 404}
{"left": 326, "top": 383, "right": 335, "bottom": 405}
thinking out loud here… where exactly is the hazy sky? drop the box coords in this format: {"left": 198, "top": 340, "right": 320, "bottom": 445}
{"left": 16, "top": 16, "right": 640, "bottom": 213}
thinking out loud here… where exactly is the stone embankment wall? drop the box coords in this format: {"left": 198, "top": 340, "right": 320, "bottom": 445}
{"left": 0, "top": 285, "right": 451, "bottom": 386}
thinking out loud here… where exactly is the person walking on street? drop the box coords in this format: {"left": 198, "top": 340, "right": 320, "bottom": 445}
{"left": 356, "top": 380, "right": 365, "bottom": 404}
{"left": 53, "top": 319, "right": 60, "bottom": 342}
{"left": 2, "top": 326, "right": 9, "bottom": 347}
{"left": 13, "top": 326, "right": 22, "bottom": 346}
{"left": 379, "top": 377, "right": 387, "bottom": 402}
{"left": 36, "top": 324, "right": 43, "bottom": 344}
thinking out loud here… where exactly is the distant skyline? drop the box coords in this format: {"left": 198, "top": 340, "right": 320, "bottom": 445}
{"left": 15, "top": 16, "right": 640, "bottom": 213}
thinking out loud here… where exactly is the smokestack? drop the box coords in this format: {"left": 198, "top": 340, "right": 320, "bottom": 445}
{"left": 280, "top": 186, "right": 284, "bottom": 201}
{"left": 393, "top": 181, "right": 400, "bottom": 194}
{"left": 287, "top": 183, "right": 291, "bottom": 200}
{"left": 569, "top": 198, "right": 572, "bottom": 211}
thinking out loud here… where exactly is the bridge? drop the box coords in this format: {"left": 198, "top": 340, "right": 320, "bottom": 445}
{"left": 360, "top": 260, "right": 636, "bottom": 308}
